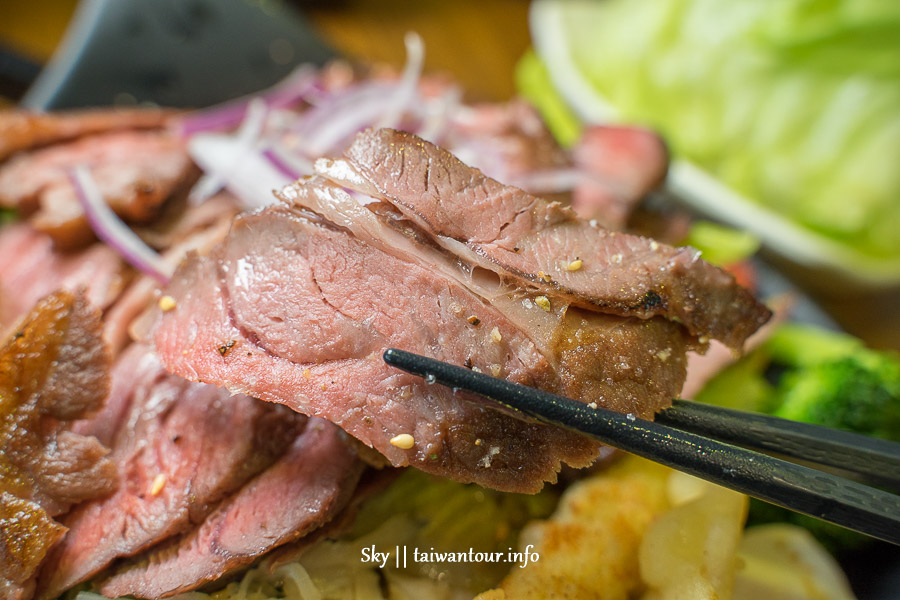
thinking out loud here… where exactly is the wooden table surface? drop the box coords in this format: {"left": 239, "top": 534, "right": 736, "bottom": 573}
{"left": 1, "top": 0, "right": 898, "bottom": 351}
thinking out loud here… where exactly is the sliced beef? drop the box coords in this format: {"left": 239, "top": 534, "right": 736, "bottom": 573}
{"left": 570, "top": 125, "right": 669, "bottom": 229}
{"left": 36, "top": 345, "right": 303, "bottom": 600}
{"left": 0, "top": 290, "right": 115, "bottom": 513}
{"left": 0, "top": 493, "right": 66, "bottom": 600}
{"left": 147, "top": 201, "right": 697, "bottom": 492}
{"left": 279, "top": 177, "right": 693, "bottom": 418}
{"left": 317, "top": 128, "right": 769, "bottom": 350}
{"left": 0, "top": 223, "right": 127, "bottom": 333}
{"left": 102, "top": 194, "right": 240, "bottom": 355}
{"left": 0, "top": 290, "right": 116, "bottom": 599}
{"left": 136, "top": 190, "right": 241, "bottom": 250}
{"left": 448, "top": 106, "right": 668, "bottom": 230}
{"left": 100, "top": 419, "right": 363, "bottom": 598}
{"left": 448, "top": 99, "right": 570, "bottom": 189}
{"left": 0, "top": 129, "right": 196, "bottom": 248}
{"left": 0, "top": 108, "right": 173, "bottom": 162}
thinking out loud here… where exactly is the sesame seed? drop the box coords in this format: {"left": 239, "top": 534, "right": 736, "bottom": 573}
{"left": 390, "top": 433, "right": 415, "bottom": 449}
{"left": 302, "top": 368, "right": 311, "bottom": 379}
{"left": 490, "top": 327, "right": 502, "bottom": 342}
{"left": 587, "top": 402, "right": 598, "bottom": 409}
{"left": 490, "top": 364, "right": 501, "bottom": 377}
{"left": 158, "top": 295, "right": 177, "bottom": 312}
{"left": 150, "top": 474, "right": 167, "bottom": 496}
{"left": 534, "top": 296, "right": 551, "bottom": 312}
{"left": 650, "top": 240, "right": 660, "bottom": 251}
{"left": 467, "top": 315, "right": 481, "bottom": 326}
{"left": 475, "top": 438, "right": 482, "bottom": 446}
{"left": 566, "top": 259, "right": 583, "bottom": 271}
{"left": 537, "top": 271, "right": 552, "bottom": 283}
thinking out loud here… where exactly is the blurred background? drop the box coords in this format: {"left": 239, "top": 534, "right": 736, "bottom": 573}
{"left": 1, "top": 1, "right": 899, "bottom": 597}
{"left": 0, "top": 0, "right": 531, "bottom": 105}
{"left": 1, "top": 0, "right": 898, "bottom": 352}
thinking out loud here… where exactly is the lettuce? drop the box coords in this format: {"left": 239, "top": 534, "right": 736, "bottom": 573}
{"left": 528, "top": 0, "right": 900, "bottom": 269}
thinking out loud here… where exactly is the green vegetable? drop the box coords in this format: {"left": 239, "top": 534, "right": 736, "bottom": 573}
{"left": 693, "top": 348, "right": 774, "bottom": 414}
{"left": 527, "top": 0, "right": 900, "bottom": 265}
{"left": 515, "top": 49, "right": 582, "bottom": 148}
{"left": 765, "top": 322, "right": 865, "bottom": 367}
{"left": 766, "top": 324, "right": 900, "bottom": 441}
{"left": 775, "top": 352, "right": 900, "bottom": 441}
{"left": 696, "top": 323, "right": 900, "bottom": 551}
{"left": 682, "top": 221, "right": 760, "bottom": 267}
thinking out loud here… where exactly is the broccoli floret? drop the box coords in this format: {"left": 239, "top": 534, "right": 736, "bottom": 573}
{"left": 697, "top": 324, "right": 900, "bottom": 552}
{"left": 774, "top": 352, "right": 900, "bottom": 441}
{"left": 760, "top": 340, "right": 900, "bottom": 552}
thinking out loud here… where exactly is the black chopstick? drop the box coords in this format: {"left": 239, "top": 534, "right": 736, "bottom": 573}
{"left": 658, "top": 400, "right": 900, "bottom": 491}
{"left": 383, "top": 348, "right": 900, "bottom": 546}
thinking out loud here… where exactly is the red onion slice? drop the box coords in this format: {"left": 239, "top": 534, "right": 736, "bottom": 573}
{"left": 175, "top": 64, "right": 319, "bottom": 137}
{"left": 188, "top": 99, "right": 270, "bottom": 205}
{"left": 262, "top": 145, "right": 309, "bottom": 181}
{"left": 189, "top": 135, "right": 289, "bottom": 210}
{"left": 70, "top": 166, "right": 172, "bottom": 284}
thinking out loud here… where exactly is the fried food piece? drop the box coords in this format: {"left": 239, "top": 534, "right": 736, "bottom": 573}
{"left": 479, "top": 457, "right": 749, "bottom": 600}
{"left": 477, "top": 456, "right": 671, "bottom": 600}
{"left": 0, "top": 290, "right": 117, "bottom": 598}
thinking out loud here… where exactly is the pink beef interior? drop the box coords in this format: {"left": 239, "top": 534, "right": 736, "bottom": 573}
{"left": 148, "top": 128, "right": 769, "bottom": 494}
{"left": 320, "top": 128, "right": 770, "bottom": 350}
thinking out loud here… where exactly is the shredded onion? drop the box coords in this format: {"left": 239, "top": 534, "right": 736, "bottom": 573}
{"left": 292, "top": 80, "right": 408, "bottom": 157}
{"left": 70, "top": 166, "right": 172, "bottom": 284}
{"left": 375, "top": 32, "right": 425, "bottom": 130}
{"left": 189, "top": 99, "right": 271, "bottom": 205}
{"left": 276, "top": 563, "right": 325, "bottom": 600}
{"left": 505, "top": 168, "right": 585, "bottom": 193}
{"left": 176, "top": 64, "right": 319, "bottom": 137}
{"left": 262, "top": 145, "right": 307, "bottom": 181}
{"left": 176, "top": 33, "right": 601, "bottom": 225}
{"left": 289, "top": 33, "right": 426, "bottom": 157}
{"left": 416, "top": 85, "right": 462, "bottom": 144}
{"left": 500, "top": 167, "right": 630, "bottom": 197}
{"left": 189, "top": 135, "right": 290, "bottom": 209}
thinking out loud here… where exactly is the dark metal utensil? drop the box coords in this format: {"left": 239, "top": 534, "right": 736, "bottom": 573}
{"left": 384, "top": 347, "right": 900, "bottom": 546}
{"left": 22, "top": 0, "right": 335, "bottom": 110}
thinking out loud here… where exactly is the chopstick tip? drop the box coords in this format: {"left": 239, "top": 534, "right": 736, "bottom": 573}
{"left": 383, "top": 347, "right": 405, "bottom": 367}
